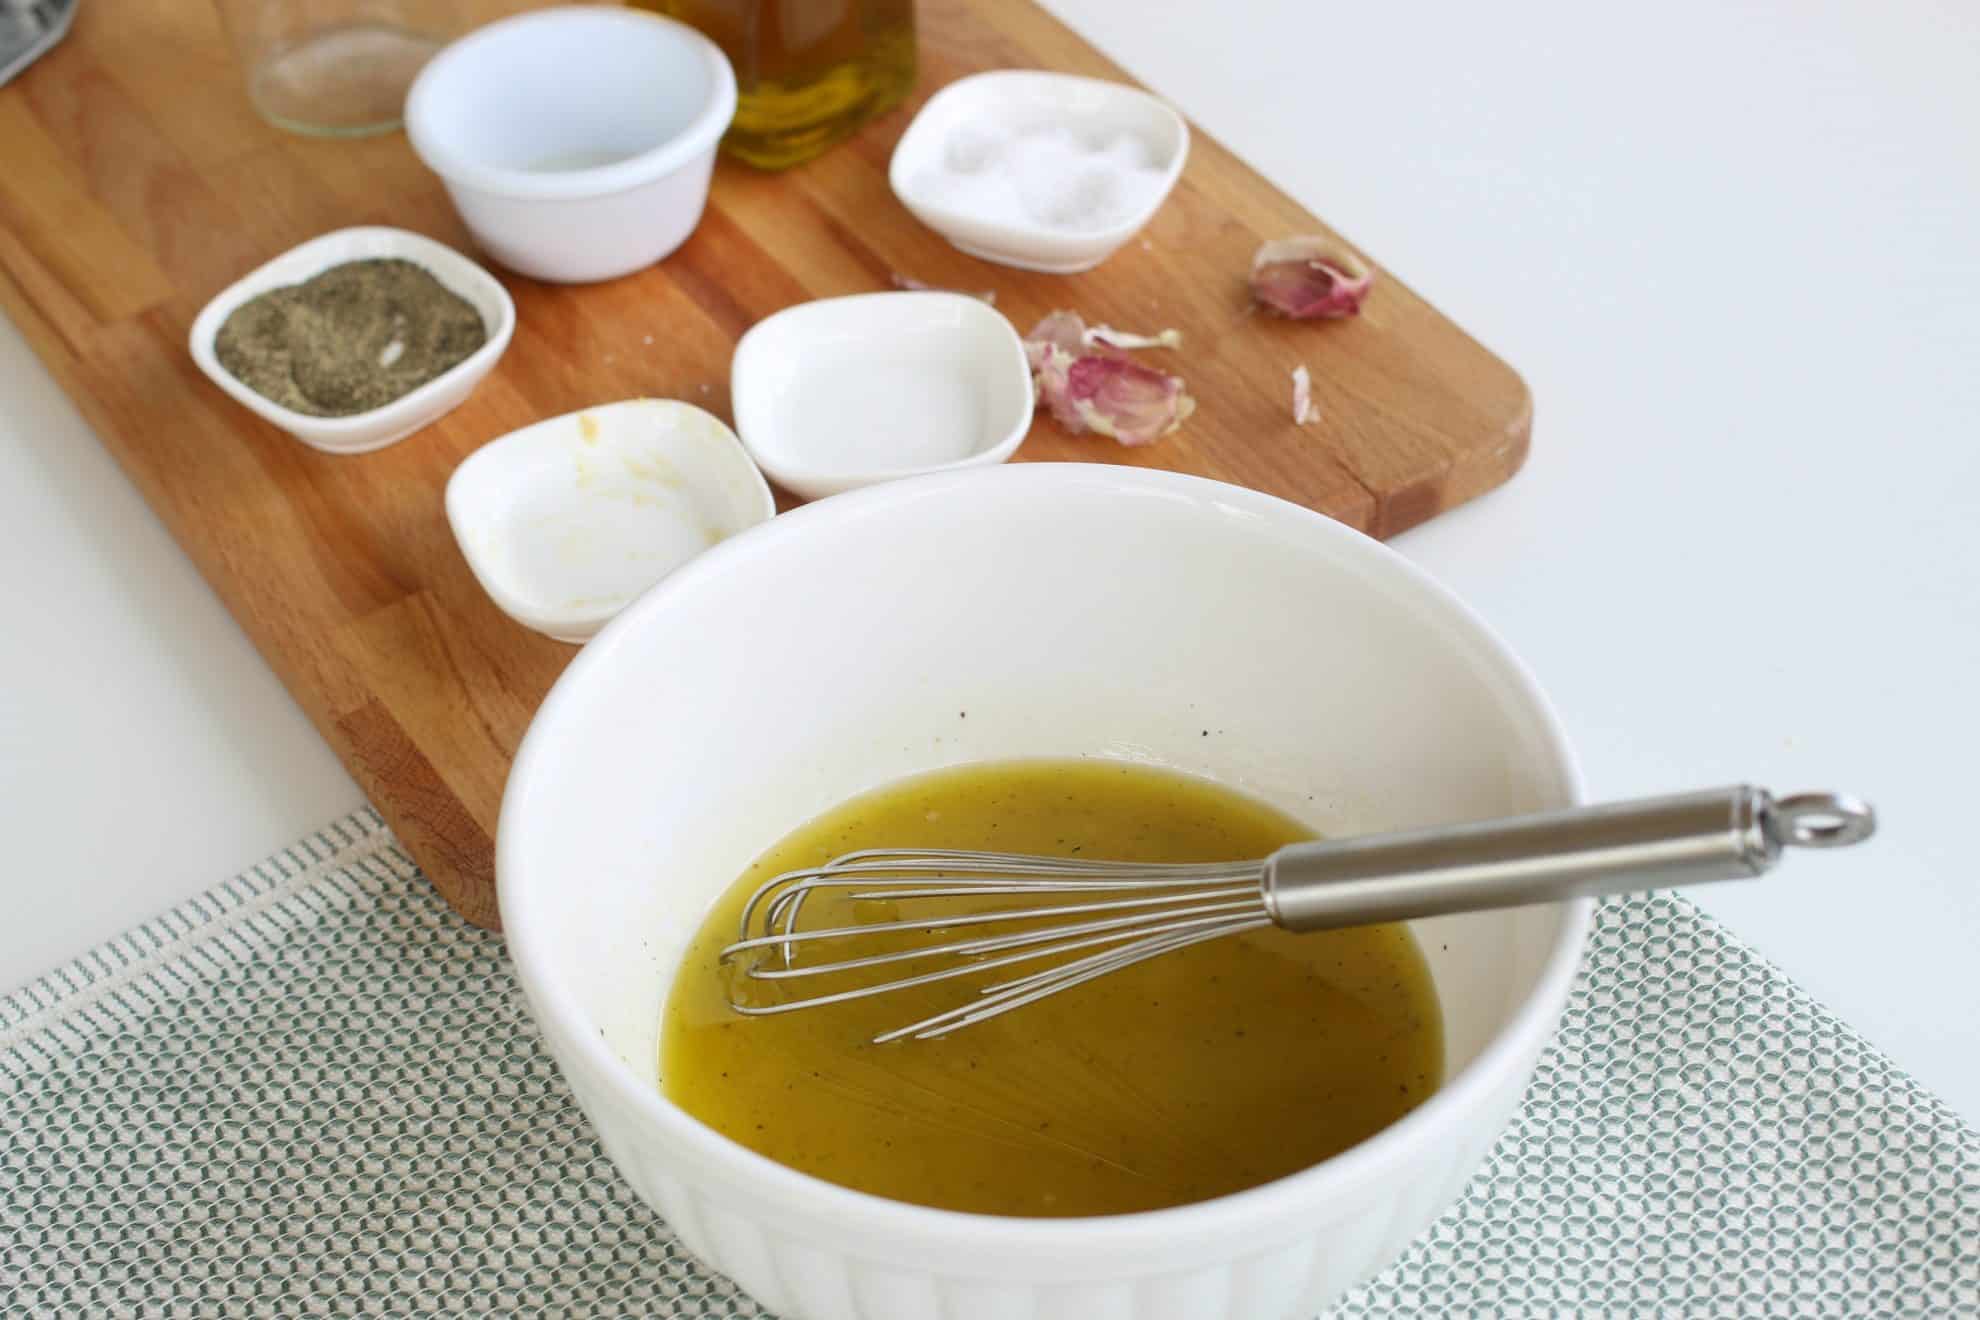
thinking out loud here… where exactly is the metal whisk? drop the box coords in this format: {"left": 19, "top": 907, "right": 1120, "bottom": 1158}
{"left": 720, "top": 786, "right": 1875, "bottom": 1042}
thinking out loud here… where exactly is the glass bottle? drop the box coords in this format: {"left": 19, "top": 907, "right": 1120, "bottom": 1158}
{"left": 635, "top": 0, "right": 916, "bottom": 170}
{"left": 216, "top": 0, "right": 456, "bottom": 138}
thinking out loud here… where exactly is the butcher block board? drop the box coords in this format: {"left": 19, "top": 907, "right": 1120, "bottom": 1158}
{"left": 0, "top": 0, "right": 1531, "bottom": 929}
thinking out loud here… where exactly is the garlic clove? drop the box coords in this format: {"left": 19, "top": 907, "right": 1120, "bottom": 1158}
{"left": 1249, "top": 237, "right": 1374, "bottom": 319}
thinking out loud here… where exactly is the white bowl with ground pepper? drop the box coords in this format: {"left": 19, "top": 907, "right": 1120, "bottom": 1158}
{"left": 189, "top": 226, "right": 515, "bottom": 455}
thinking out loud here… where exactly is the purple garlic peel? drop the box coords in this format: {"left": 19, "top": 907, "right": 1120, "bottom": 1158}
{"left": 1064, "top": 356, "right": 1196, "bottom": 446}
{"left": 1249, "top": 237, "right": 1374, "bottom": 319}
{"left": 1023, "top": 311, "right": 1194, "bottom": 447}
{"left": 1024, "top": 310, "right": 1089, "bottom": 371}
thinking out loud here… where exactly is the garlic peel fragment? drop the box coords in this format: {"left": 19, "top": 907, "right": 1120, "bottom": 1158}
{"left": 1085, "top": 324, "right": 1182, "bottom": 351}
{"left": 1292, "top": 364, "right": 1319, "bottom": 424}
{"left": 1065, "top": 355, "right": 1196, "bottom": 447}
{"left": 1250, "top": 236, "right": 1373, "bottom": 319}
{"left": 1023, "top": 310, "right": 1194, "bottom": 447}
{"left": 1024, "top": 309, "right": 1087, "bottom": 371}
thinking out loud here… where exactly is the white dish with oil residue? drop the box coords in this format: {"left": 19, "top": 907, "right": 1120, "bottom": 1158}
{"left": 446, "top": 399, "right": 773, "bottom": 643}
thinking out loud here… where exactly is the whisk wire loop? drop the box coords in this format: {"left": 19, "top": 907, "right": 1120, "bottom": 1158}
{"left": 721, "top": 849, "right": 1273, "bottom": 1037}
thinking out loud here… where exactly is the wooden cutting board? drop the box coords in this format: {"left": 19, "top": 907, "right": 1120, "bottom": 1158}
{"left": 0, "top": 0, "right": 1530, "bottom": 929}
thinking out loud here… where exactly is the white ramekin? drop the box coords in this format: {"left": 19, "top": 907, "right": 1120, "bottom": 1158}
{"left": 499, "top": 463, "right": 1591, "bottom": 1320}
{"left": 405, "top": 6, "right": 737, "bottom": 284}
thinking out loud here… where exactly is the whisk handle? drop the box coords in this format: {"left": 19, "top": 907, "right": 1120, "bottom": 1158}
{"left": 1262, "top": 786, "right": 1874, "bottom": 933}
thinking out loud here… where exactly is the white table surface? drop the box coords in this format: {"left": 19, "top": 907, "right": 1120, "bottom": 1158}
{"left": 2, "top": 0, "right": 1974, "bottom": 1123}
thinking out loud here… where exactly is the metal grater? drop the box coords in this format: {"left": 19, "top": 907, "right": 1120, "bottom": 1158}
{"left": 0, "top": 0, "right": 76, "bottom": 88}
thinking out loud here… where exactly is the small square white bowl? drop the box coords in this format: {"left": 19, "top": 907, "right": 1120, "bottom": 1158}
{"left": 730, "top": 291, "right": 1035, "bottom": 502}
{"left": 888, "top": 70, "right": 1190, "bottom": 274}
{"left": 445, "top": 398, "right": 774, "bottom": 644}
{"left": 189, "top": 226, "right": 515, "bottom": 455}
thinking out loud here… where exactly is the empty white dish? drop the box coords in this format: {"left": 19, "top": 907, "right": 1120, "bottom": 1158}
{"left": 188, "top": 226, "right": 514, "bottom": 455}
{"left": 730, "top": 292, "right": 1034, "bottom": 501}
{"left": 889, "top": 71, "right": 1189, "bottom": 273}
{"left": 446, "top": 399, "right": 773, "bottom": 643}
{"left": 406, "top": 6, "right": 737, "bottom": 283}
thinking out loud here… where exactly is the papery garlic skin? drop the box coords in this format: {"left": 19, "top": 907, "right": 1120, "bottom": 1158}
{"left": 1250, "top": 237, "right": 1374, "bottom": 319}
{"left": 1064, "top": 356, "right": 1196, "bottom": 447}
{"left": 1024, "top": 310, "right": 1089, "bottom": 371}
{"left": 1292, "top": 364, "right": 1319, "bottom": 424}
{"left": 1022, "top": 311, "right": 1195, "bottom": 447}
{"left": 1085, "top": 324, "right": 1182, "bottom": 350}
{"left": 1030, "top": 343, "right": 1084, "bottom": 432}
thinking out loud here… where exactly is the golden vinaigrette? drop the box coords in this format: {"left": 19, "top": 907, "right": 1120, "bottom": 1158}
{"left": 637, "top": 0, "right": 916, "bottom": 169}
{"left": 662, "top": 760, "right": 1445, "bottom": 1217}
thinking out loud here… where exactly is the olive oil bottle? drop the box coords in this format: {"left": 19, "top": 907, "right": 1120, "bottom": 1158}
{"left": 638, "top": 0, "right": 916, "bottom": 169}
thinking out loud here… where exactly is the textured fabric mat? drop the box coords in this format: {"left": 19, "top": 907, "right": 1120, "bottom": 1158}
{"left": 3, "top": 808, "right": 1975, "bottom": 1317}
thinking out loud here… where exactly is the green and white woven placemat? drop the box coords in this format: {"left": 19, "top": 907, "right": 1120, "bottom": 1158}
{"left": 3, "top": 808, "right": 1976, "bottom": 1316}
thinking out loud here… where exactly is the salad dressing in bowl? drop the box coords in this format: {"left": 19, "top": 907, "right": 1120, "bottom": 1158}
{"left": 662, "top": 759, "right": 1444, "bottom": 1217}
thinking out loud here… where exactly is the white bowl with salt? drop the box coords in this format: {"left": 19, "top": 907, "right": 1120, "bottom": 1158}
{"left": 888, "top": 71, "right": 1190, "bottom": 274}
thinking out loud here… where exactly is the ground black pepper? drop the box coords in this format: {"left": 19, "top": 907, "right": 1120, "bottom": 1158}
{"left": 213, "top": 258, "right": 486, "bottom": 417}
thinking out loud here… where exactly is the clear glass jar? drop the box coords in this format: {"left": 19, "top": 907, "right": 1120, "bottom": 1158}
{"left": 634, "top": 0, "right": 916, "bottom": 169}
{"left": 217, "top": 0, "right": 456, "bottom": 138}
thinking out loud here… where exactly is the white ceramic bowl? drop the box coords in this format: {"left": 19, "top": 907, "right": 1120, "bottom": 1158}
{"left": 405, "top": 6, "right": 737, "bottom": 283}
{"left": 446, "top": 398, "right": 772, "bottom": 643}
{"left": 187, "top": 226, "right": 514, "bottom": 455}
{"left": 731, "top": 291, "right": 1035, "bottom": 500}
{"left": 499, "top": 464, "right": 1590, "bottom": 1320}
{"left": 889, "top": 71, "right": 1190, "bottom": 273}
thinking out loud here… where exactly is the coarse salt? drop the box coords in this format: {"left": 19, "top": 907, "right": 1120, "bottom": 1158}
{"left": 911, "top": 122, "right": 1169, "bottom": 234}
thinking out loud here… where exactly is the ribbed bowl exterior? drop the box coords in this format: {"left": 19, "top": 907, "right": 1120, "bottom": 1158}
{"left": 536, "top": 1009, "right": 1544, "bottom": 1320}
